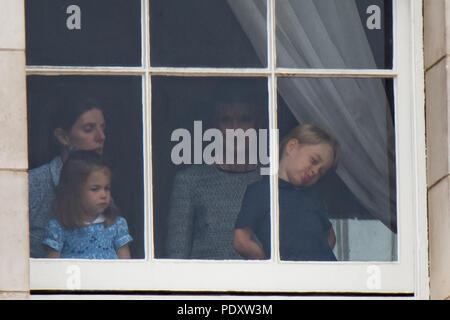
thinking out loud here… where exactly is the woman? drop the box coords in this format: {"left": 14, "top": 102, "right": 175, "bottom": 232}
{"left": 29, "top": 98, "right": 106, "bottom": 258}
{"left": 164, "top": 97, "right": 265, "bottom": 260}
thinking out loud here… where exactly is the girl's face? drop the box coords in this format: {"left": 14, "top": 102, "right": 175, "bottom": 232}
{"left": 281, "top": 140, "right": 334, "bottom": 186}
{"left": 58, "top": 108, "right": 106, "bottom": 155}
{"left": 80, "top": 168, "right": 111, "bottom": 221}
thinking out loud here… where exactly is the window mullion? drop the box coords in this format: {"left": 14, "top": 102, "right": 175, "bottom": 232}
{"left": 267, "top": 0, "right": 280, "bottom": 263}
{"left": 143, "top": 0, "right": 150, "bottom": 71}
{"left": 25, "top": 66, "right": 145, "bottom": 75}
{"left": 275, "top": 68, "right": 397, "bottom": 78}
{"left": 148, "top": 67, "right": 270, "bottom": 77}
{"left": 143, "top": 0, "right": 152, "bottom": 262}
{"left": 144, "top": 72, "right": 152, "bottom": 261}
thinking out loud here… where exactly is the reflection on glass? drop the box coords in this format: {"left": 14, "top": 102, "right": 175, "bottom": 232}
{"left": 152, "top": 77, "right": 268, "bottom": 259}
{"left": 150, "top": 0, "right": 266, "bottom": 67}
{"left": 276, "top": 77, "right": 396, "bottom": 261}
{"left": 25, "top": 0, "right": 141, "bottom": 66}
{"left": 274, "top": 0, "right": 392, "bottom": 69}
{"left": 27, "top": 76, "right": 144, "bottom": 259}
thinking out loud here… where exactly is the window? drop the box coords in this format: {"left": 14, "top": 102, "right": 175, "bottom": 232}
{"left": 27, "top": 0, "right": 427, "bottom": 295}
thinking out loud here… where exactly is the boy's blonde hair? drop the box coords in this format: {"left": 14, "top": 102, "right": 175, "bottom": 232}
{"left": 280, "top": 124, "right": 340, "bottom": 169}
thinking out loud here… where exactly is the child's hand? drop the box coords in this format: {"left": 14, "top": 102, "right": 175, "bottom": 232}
{"left": 46, "top": 248, "right": 61, "bottom": 258}
{"left": 328, "top": 227, "right": 336, "bottom": 249}
{"left": 117, "top": 244, "right": 131, "bottom": 259}
{"left": 233, "top": 228, "right": 266, "bottom": 259}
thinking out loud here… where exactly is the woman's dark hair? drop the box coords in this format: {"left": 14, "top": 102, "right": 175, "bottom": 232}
{"left": 208, "top": 79, "right": 267, "bottom": 130}
{"left": 52, "top": 97, "right": 104, "bottom": 132}
{"left": 54, "top": 150, "right": 119, "bottom": 229}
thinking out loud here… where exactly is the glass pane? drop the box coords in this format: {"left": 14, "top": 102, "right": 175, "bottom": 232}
{"left": 276, "top": 0, "right": 393, "bottom": 69}
{"left": 150, "top": 0, "right": 267, "bottom": 68}
{"left": 152, "top": 77, "right": 269, "bottom": 259}
{"left": 25, "top": 0, "right": 141, "bottom": 66}
{"left": 27, "top": 76, "right": 144, "bottom": 259}
{"left": 275, "top": 77, "right": 396, "bottom": 261}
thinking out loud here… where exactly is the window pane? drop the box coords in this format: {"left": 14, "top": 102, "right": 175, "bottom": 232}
{"left": 276, "top": 77, "right": 396, "bottom": 261}
{"left": 151, "top": 77, "right": 269, "bottom": 259}
{"left": 150, "top": 0, "right": 267, "bottom": 68}
{"left": 275, "top": 0, "right": 393, "bottom": 69}
{"left": 25, "top": 0, "right": 141, "bottom": 66}
{"left": 27, "top": 76, "right": 145, "bottom": 259}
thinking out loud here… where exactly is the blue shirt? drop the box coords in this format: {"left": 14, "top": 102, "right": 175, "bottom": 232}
{"left": 43, "top": 217, "right": 133, "bottom": 259}
{"left": 235, "top": 176, "right": 336, "bottom": 261}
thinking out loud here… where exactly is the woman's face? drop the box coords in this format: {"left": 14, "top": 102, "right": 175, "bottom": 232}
{"left": 216, "top": 103, "right": 257, "bottom": 134}
{"left": 282, "top": 141, "right": 334, "bottom": 186}
{"left": 59, "top": 108, "right": 106, "bottom": 155}
{"left": 216, "top": 103, "right": 258, "bottom": 161}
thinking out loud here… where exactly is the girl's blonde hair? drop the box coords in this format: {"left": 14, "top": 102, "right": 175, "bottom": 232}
{"left": 280, "top": 124, "right": 340, "bottom": 169}
{"left": 54, "top": 150, "right": 120, "bottom": 229}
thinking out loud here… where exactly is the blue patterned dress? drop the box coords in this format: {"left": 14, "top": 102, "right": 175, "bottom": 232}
{"left": 43, "top": 217, "right": 132, "bottom": 259}
{"left": 29, "top": 156, "right": 63, "bottom": 258}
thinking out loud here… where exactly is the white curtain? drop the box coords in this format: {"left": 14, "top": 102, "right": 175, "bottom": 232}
{"left": 227, "top": 0, "right": 396, "bottom": 231}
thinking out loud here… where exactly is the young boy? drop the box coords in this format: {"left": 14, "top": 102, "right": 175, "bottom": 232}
{"left": 233, "top": 124, "right": 340, "bottom": 261}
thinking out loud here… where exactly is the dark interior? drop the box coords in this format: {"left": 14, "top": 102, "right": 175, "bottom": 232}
{"left": 26, "top": 0, "right": 395, "bottom": 259}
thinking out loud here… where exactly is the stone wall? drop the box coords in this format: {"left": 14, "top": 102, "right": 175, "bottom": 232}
{"left": 424, "top": 0, "right": 450, "bottom": 300}
{"left": 0, "top": 0, "right": 29, "bottom": 300}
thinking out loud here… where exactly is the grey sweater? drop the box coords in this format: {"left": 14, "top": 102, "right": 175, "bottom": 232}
{"left": 164, "top": 165, "right": 262, "bottom": 259}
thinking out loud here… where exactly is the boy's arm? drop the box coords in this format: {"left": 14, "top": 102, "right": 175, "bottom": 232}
{"left": 233, "top": 227, "right": 266, "bottom": 259}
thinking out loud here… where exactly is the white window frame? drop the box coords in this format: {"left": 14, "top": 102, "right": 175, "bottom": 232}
{"left": 27, "top": 0, "right": 428, "bottom": 298}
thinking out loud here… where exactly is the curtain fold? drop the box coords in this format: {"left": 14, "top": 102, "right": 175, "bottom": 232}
{"left": 227, "top": 0, "right": 396, "bottom": 231}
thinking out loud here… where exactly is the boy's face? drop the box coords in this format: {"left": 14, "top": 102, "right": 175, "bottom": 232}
{"left": 283, "top": 141, "right": 334, "bottom": 186}
{"left": 80, "top": 168, "right": 112, "bottom": 221}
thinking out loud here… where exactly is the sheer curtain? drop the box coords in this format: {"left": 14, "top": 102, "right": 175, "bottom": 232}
{"left": 227, "top": 0, "right": 396, "bottom": 233}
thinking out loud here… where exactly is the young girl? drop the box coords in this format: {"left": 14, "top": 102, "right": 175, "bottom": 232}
{"left": 43, "top": 150, "right": 132, "bottom": 259}
{"left": 234, "top": 124, "right": 340, "bottom": 261}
